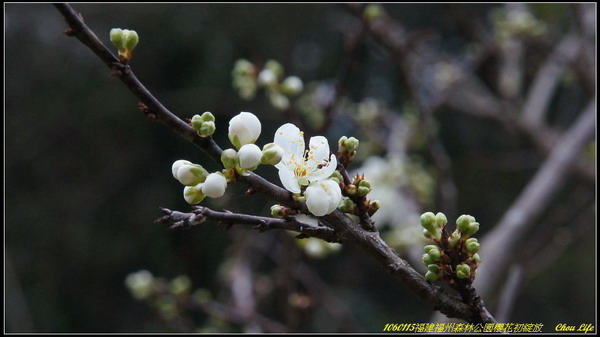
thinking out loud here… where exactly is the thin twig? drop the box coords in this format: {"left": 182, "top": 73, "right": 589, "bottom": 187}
{"left": 155, "top": 206, "right": 340, "bottom": 243}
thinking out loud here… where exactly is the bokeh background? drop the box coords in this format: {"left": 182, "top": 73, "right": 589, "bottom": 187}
{"left": 5, "top": 3, "right": 596, "bottom": 332}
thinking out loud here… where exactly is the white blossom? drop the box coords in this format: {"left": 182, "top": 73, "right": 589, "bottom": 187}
{"left": 228, "top": 112, "right": 262, "bottom": 149}
{"left": 304, "top": 179, "right": 342, "bottom": 216}
{"left": 273, "top": 123, "right": 337, "bottom": 193}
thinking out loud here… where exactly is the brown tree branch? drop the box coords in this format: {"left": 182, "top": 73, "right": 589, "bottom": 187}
{"left": 155, "top": 206, "right": 340, "bottom": 242}
{"left": 55, "top": 3, "right": 495, "bottom": 323}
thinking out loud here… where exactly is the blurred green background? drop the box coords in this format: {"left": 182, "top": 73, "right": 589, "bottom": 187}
{"left": 5, "top": 3, "right": 595, "bottom": 332}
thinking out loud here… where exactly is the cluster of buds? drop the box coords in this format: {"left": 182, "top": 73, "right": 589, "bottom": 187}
{"left": 491, "top": 7, "right": 546, "bottom": 40}
{"left": 190, "top": 112, "right": 216, "bottom": 137}
{"left": 222, "top": 112, "right": 284, "bottom": 177}
{"left": 109, "top": 28, "right": 139, "bottom": 62}
{"left": 172, "top": 160, "right": 227, "bottom": 204}
{"left": 232, "top": 59, "right": 304, "bottom": 111}
{"left": 337, "top": 136, "right": 359, "bottom": 167}
{"left": 173, "top": 111, "right": 286, "bottom": 205}
{"left": 420, "top": 212, "right": 481, "bottom": 286}
{"left": 333, "top": 136, "right": 380, "bottom": 219}
{"left": 125, "top": 270, "right": 212, "bottom": 322}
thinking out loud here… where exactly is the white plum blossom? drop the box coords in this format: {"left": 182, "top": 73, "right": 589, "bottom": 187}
{"left": 228, "top": 112, "right": 262, "bottom": 149}
{"left": 304, "top": 179, "right": 342, "bottom": 216}
{"left": 273, "top": 123, "right": 337, "bottom": 193}
{"left": 201, "top": 173, "right": 228, "bottom": 198}
{"left": 237, "top": 143, "right": 263, "bottom": 170}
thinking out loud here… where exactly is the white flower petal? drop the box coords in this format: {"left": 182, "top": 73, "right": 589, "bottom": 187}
{"left": 278, "top": 167, "right": 301, "bottom": 193}
{"left": 308, "top": 154, "right": 337, "bottom": 182}
{"left": 274, "top": 123, "right": 305, "bottom": 159}
{"left": 307, "top": 136, "right": 330, "bottom": 165}
{"left": 305, "top": 184, "right": 330, "bottom": 216}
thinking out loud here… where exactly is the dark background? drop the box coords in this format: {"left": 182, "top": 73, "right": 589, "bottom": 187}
{"left": 5, "top": 3, "right": 596, "bottom": 332}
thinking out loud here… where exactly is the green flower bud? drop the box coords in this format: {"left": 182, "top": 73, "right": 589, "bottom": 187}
{"left": 466, "top": 222, "right": 480, "bottom": 236}
{"left": 192, "top": 288, "right": 212, "bottom": 305}
{"left": 269, "top": 92, "right": 290, "bottom": 111}
{"left": 435, "top": 212, "right": 448, "bottom": 228}
{"left": 339, "top": 197, "right": 356, "bottom": 213}
{"left": 357, "top": 186, "right": 371, "bottom": 197}
{"left": 264, "top": 59, "right": 284, "bottom": 79}
{"left": 199, "top": 121, "right": 216, "bottom": 137}
{"left": 425, "top": 270, "right": 441, "bottom": 282}
{"left": 183, "top": 184, "right": 206, "bottom": 204}
{"left": 345, "top": 184, "right": 357, "bottom": 195}
{"left": 423, "top": 228, "right": 432, "bottom": 239}
{"left": 422, "top": 253, "right": 434, "bottom": 266}
{"left": 420, "top": 212, "right": 437, "bottom": 234}
{"left": 123, "top": 29, "right": 139, "bottom": 50}
{"left": 232, "top": 59, "right": 255, "bottom": 77}
{"left": 369, "top": 200, "right": 381, "bottom": 214}
{"left": 261, "top": 143, "right": 284, "bottom": 165}
{"left": 200, "top": 111, "right": 215, "bottom": 122}
{"left": 110, "top": 28, "right": 139, "bottom": 62}
{"left": 221, "top": 148, "right": 238, "bottom": 170}
{"left": 424, "top": 245, "right": 438, "bottom": 253}
{"left": 427, "top": 247, "right": 442, "bottom": 262}
{"left": 358, "top": 180, "right": 371, "bottom": 189}
{"left": 271, "top": 204, "right": 287, "bottom": 218}
{"left": 280, "top": 76, "right": 304, "bottom": 96}
{"left": 466, "top": 240, "right": 480, "bottom": 255}
{"left": 191, "top": 114, "right": 204, "bottom": 131}
{"left": 456, "top": 214, "right": 475, "bottom": 233}
{"left": 169, "top": 275, "right": 191, "bottom": 296}
{"left": 110, "top": 28, "right": 125, "bottom": 49}
{"left": 456, "top": 264, "right": 471, "bottom": 279}
{"left": 471, "top": 253, "right": 481, "bottom": 263}
{"left": 427, "top": 264, "right": 441, "bottom": 273}
{"left": 448, "top": 230, "right": 461, "bottom": 248}
{"left": 363, "top": 4, "right": 385, "bottom": 22}
{"left": 338, "top": 136, "right": 359, "bottom": 154}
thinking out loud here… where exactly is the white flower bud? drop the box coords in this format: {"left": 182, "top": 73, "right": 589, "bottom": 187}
{"left": 261, "top": 143, "right": 284, "bottom": 165}
{"left": 176, "top": 164, "right": 209, "bottom": 186}
{"left": 280, "top": 76, "right": 304, "bottom": 96}
{"left": 304, "top": 179, "right": 342, "bottom": 216}
{"left": 172, "top": 160, "right": 192, "bottom": 179}
{"left": 237, "top": 143, "right": 263, "bottom": 170}
{"left": 201, "top": 173, "right": 228, "bottom": 198}
{"left": 257, "top": 69, "right": 277, "bottom": 87}
{"left": 228, "top": 111, "right": 262, "bottom": 149}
